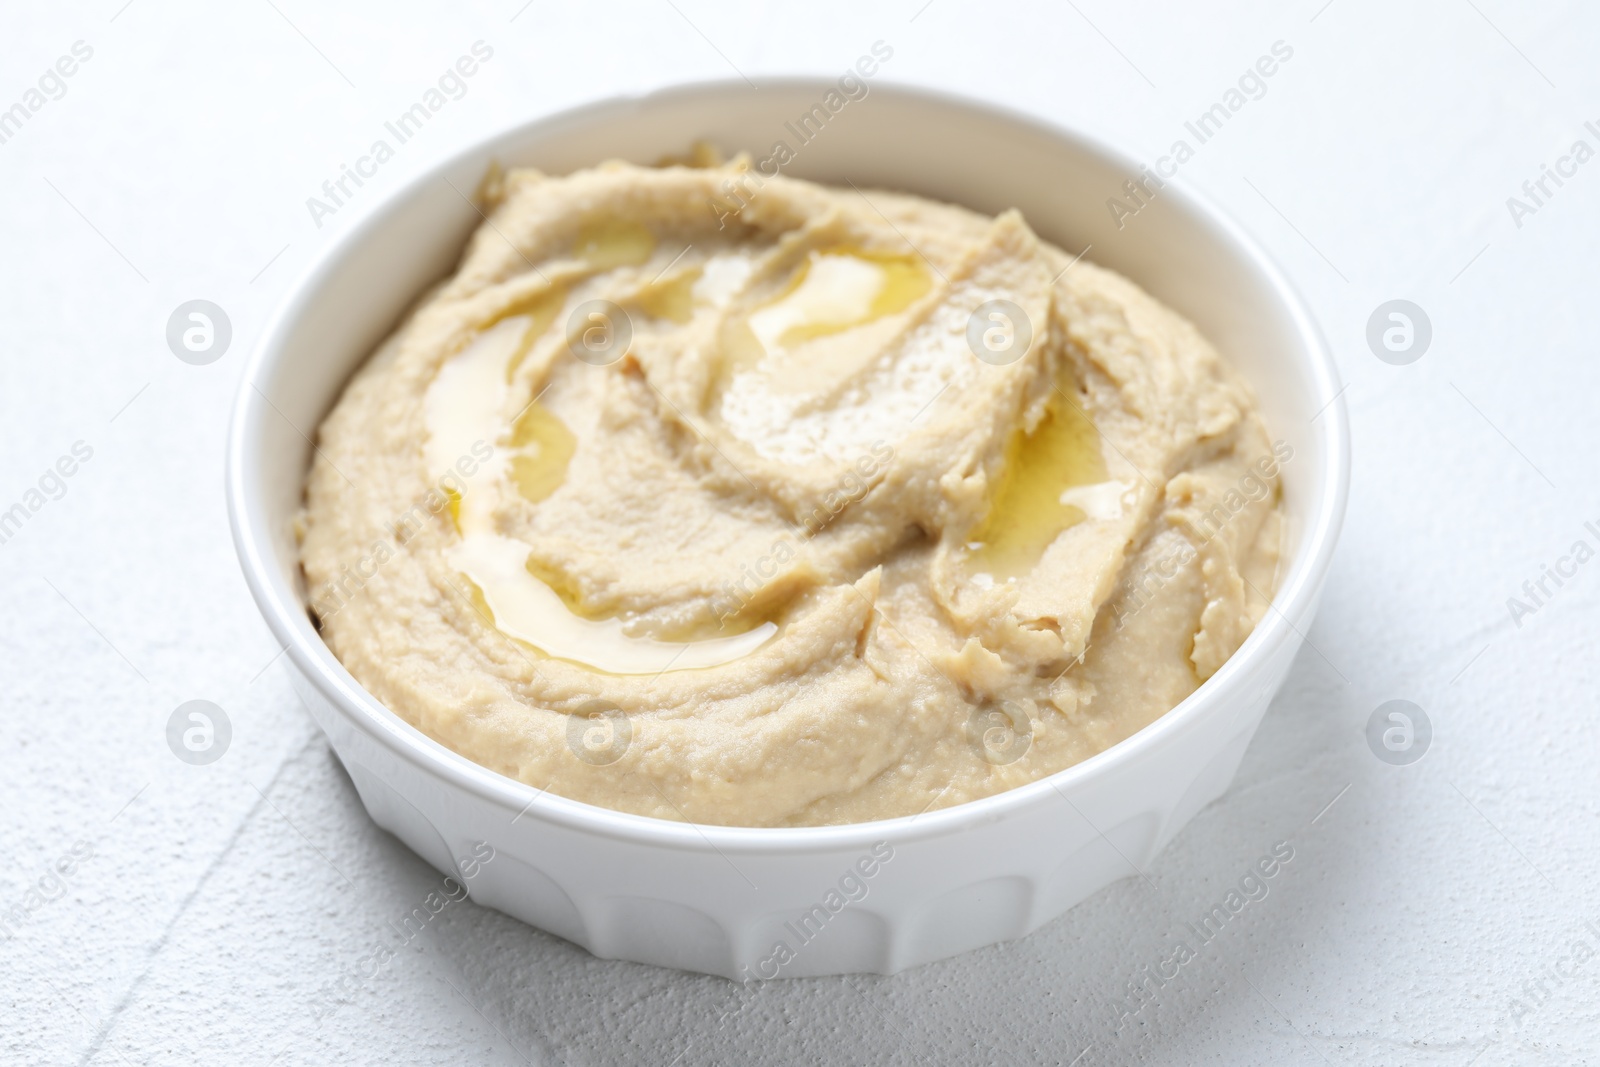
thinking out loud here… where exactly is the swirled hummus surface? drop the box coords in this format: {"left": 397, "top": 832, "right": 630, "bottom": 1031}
{"left": 299, "top": 157, "right": 1285, "bottom": 827}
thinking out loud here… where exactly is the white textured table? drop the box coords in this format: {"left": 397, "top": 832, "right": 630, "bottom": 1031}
{"left": 4, "top": 2, "right": 1596, "bottom": 1063}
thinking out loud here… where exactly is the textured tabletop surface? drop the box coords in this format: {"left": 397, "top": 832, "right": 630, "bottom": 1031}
{"left": 3, "top": 2, "right": 1597, "bottom": 1064}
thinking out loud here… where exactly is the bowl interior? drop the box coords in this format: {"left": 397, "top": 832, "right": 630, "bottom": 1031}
{"left": 234, "top": 79, "right": 1343, "bottom": 830}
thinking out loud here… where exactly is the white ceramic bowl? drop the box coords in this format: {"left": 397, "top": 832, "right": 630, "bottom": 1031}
{"left": 227, "top": 79, "right": 1348, "bottom": 979}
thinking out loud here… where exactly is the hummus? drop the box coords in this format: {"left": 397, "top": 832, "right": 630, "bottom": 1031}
{"left": 300, "top": 155, "right": 1285, "bottom": 828}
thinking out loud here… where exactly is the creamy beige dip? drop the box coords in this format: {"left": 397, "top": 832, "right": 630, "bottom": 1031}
{"left": 300, "top": 155, "right": 1285, "bottom": 828}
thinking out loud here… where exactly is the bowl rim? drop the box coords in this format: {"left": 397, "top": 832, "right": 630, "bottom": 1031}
{"left": 227, "top": 76, "right": 1350, "bottom": 855}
